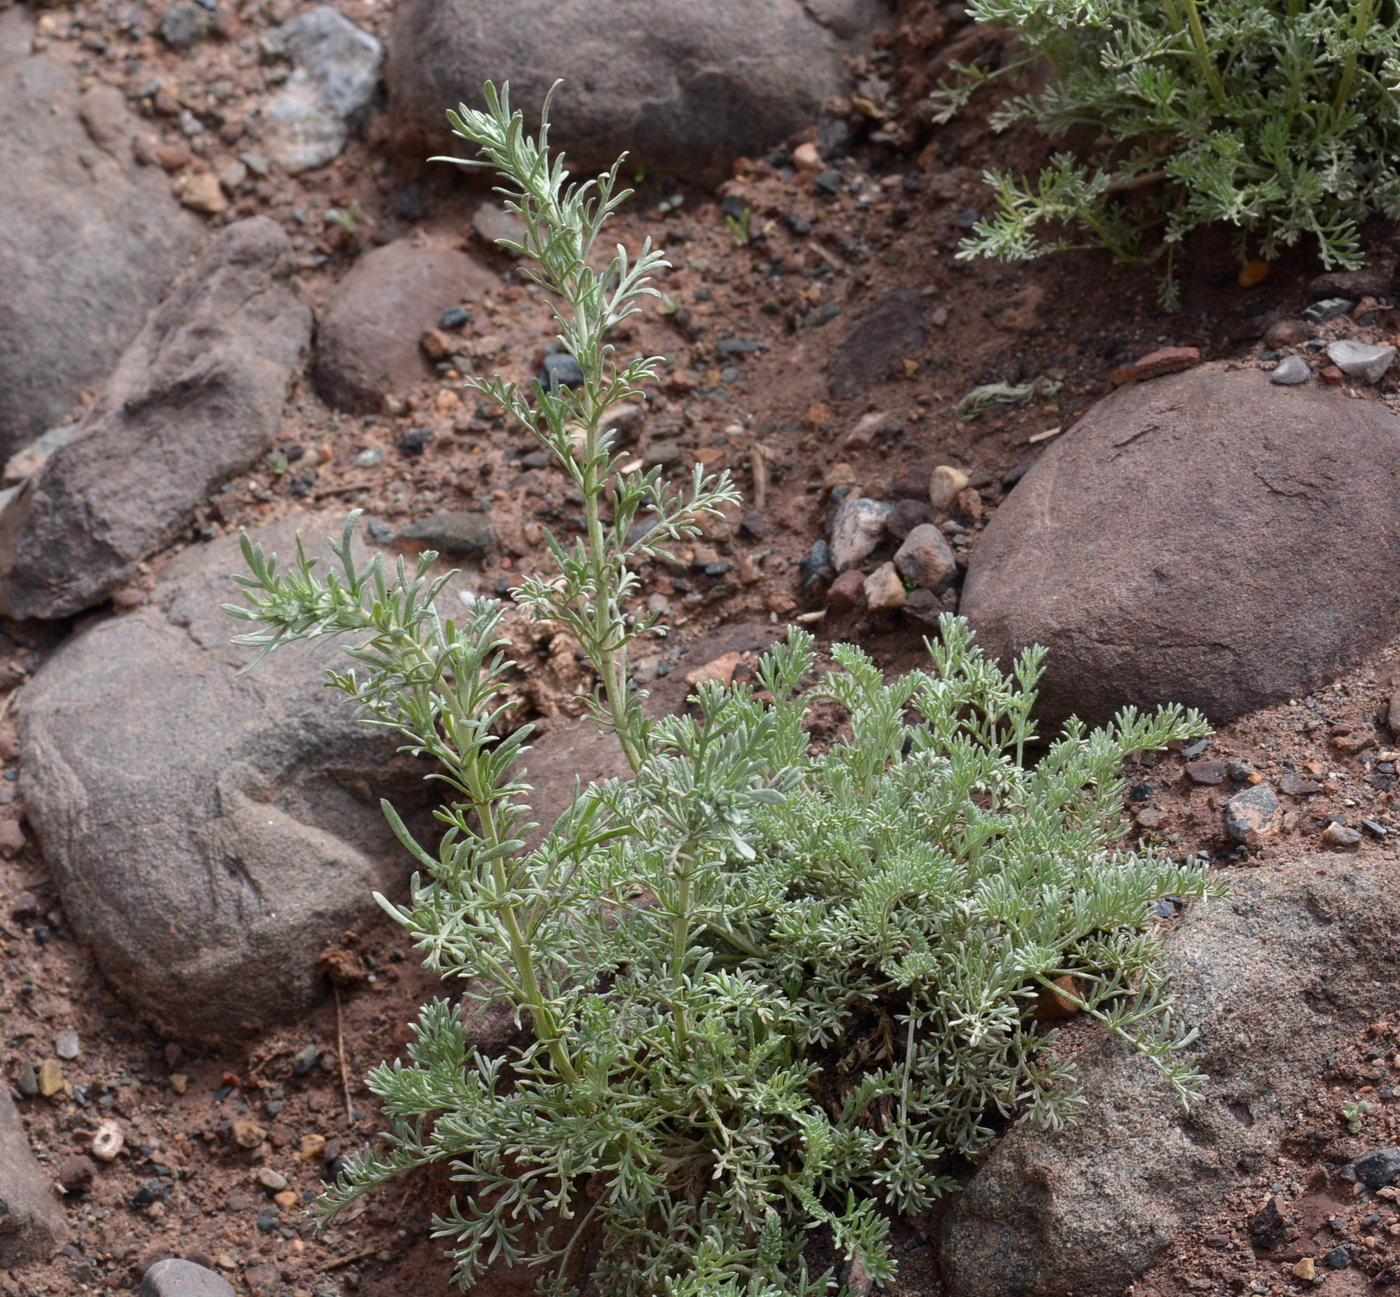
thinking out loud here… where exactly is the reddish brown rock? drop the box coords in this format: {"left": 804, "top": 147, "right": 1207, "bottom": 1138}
{"left": 1263, "top": 319, "right": 1312, "bottom": 348}
{"left": 961, "top": 366, "right": 1400, "bottom": 728}
{"left": 893, "top": 524, "right": 957, "bottom": 592}
{"left": 313, "top": 241, "right": 497, "bottom": 413}
{"left": 1223, "top": 783, "right": 1279, "bottom": 843}
{"left": 1108, "top": 345, "right": 1201, "bottom": 388}
{"left": 826, "top": 567, "right": 866, "bottom": 613}
{"left": 1184, "top": 760, "right": 1226, "bottom": 785}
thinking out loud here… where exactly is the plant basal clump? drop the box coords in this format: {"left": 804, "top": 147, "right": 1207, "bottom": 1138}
{"left": 226, "top": 82, "right": 1222, "bottom": 1296}
{"left": 941, "top": 0, "right": 1400, "bottom": 298}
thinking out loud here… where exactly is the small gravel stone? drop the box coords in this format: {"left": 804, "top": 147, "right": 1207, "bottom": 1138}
{"left": 132, "top": 1179, "right": 165, "bottom": 1206}
{"left": 799, "top": 540, "right": 835, "bottom": 591}
{"left": 1184, "top": 760, "right": 1226, "bottom": 785}
{"left": 397, "top": 427, "right": 434, "bottom": 456}
{"left": 539, "top": 352, "right": 584, "bottom": 390}
{"left": 829, "top": 497, "right": 892, "bottom": 571}
{"left": 37, "top": 1058, "right": 64, "bottom": 1097}
{"left": 1223, "top": 784, "right": 1279, "bottom": 843}
{"left": 256, "top": 1167, "right": 289, "bottom": 1192}
{"left": 1269, "top": 355, "right": 1310, "bottom": 385}
{"left": 91, "top": 1119, "right": 124, "bottom": 1162}
{"left": 54, "top": 1031, "right": 80, "bottom": 1060}
{"left": 863, "top": 562, "right": 906, "bottom": 613}
{"left": 883, "top": 498, "right": 930, "bottom": 542}
{"left": 158, "top": 3, "right": 209, "bottom": 48}
{"left": 291, "top": 1044, "right": 320, "bottom": 1076}
{"left": 141, "top": 1258, "right": 237, "bottom": 1297}
{"left": 1264, "top": 319, "right": 1311, "bottom": 348}
{"left": 439, "top": 305, "right": 470, "bottom": 329}
{"left": 901, "top": 588, "right": 946, "bottom": 631}
{"left": 174, "top": 171, "right": 228, "bottom": 215}
{"left": 1324, "top": 1246, "right": 1351, "bottom": 1269}
{"left": 58, "top": 1154, "right": 95, "bottom": 1193}
{"left": 1354, "top": 1148, "right": 1400, "bottom": 1189}
{"left": 230, "top": 1120, "right": 267, "bottom": 1150}
{"left": 893, "top": 524, "right": 957, "bottom": 592}
{"left": 1302, "top": 298, "right": 1355, "bottom": 323}
{"left": 1325, "top": 339, "right": 1396, "bottom": 384}
{"left": 1279, "top": 773, "right": 1322, "bottom": 796}
{"left": 928, "top": 464, "right": 970, "bottom": 514}
{"left": 399, "top": 510, "right": 496, "bottom": 558}
{"left": 826, "top": 568, "right": 866, "bottom": 613}
{"left": 354, "top": 447, "right": 383, "bottom": 468}
{"left": 1322, "top": 821, "right": 1361, "bottom": 848}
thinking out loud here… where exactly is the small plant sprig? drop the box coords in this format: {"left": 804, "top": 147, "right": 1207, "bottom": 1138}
{"left": 433, "top": 81, "right": 739, "bottom": 771}
{"left": 940, "top": 0, "right": 1400, "bottom": 301}
{"left": 226, "top": 83, "right": 1223, "bottom": 1296}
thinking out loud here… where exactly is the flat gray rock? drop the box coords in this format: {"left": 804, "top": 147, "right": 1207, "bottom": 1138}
{"left": 0, "top": 1087, "right": 62, "bottom": 1265}
{"left": 0, "top": 9, "right": 202, "bottom": 458}
{"left": 385, "top": 0, "right": 890, "bottom": 182}
{"left": 941, "top": 853, "right": 1400, "bottom": 1297}
{"left": 960, "top": 365, "right": 1400, "bottom": 727}
{"left": 0, "top": 218, "right": 311, "bottom": 620}
{"left": 17, "top": 517, "right": 432, "bottom": 1040}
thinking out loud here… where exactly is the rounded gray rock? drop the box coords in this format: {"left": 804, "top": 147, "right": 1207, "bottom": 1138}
{"left": 941, "top": 852, "right": 1400, "bottom": 1297}
{"left": 960, "top": 365, "right": 1400, "bottom": 727}
{"left": 314, "top": 241, "right": 497, "bottom": 413}
{"left": 385, "top": 0, "right": 890, "bottom": 183}
{"left": 140, "top": 1258, "right": 236, "bottom": 1297}
{"left": 1269, "top": 354, "right": 1310, "bottom": 385}
{"left": 17, "top": 517, "right": 433, "bottom": 1040}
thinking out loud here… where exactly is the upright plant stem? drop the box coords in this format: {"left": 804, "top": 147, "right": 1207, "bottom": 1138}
{"left": 479, "top": 800, "right": 579, "bottom": 1082}
{"left": 580, "top": 423, "right": 644, "bottom": 773}
{"left": 1331, "top": 0, "right": 1375, "bottom": 116}
{"left": 1180, "top": 0, "right": 1227, "bottom": 105}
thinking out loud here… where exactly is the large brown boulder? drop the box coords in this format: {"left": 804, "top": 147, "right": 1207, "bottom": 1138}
{"left": 16, "top": 518, "right": 432, "bottom": 1042}
{"left": 960, "top": 366, "right": 1400, "bottom": 727}
{"left": 384, "top": 0, "right": 890, "bottom": 183}
{"left": 0, "top": 1088, "right": 62, "bottom": 1265}
{"left": 313, "top": 240, "right": 497, "bottom": 413}
{"left": 941, "top": 853, "right": 1400, "bottom": 1297}
{"left": 0, "top": 218, "right": 311, "bottom": 620}
{"left": 0, "top": 8, "right": 202, "bottom": 459}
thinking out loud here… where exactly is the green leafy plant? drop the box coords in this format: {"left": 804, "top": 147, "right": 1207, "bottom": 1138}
{"left": 225, "top": 82, "right": 1222, "bottom": 1296}
{"left": 726, "top": 205, "right": 754, "bottom": 246}
{"left": 940, "top": 0, "right": 1400, "bottom": 300}
{"left": 1341, "top": 1098, "right": 1371, "bottom": 1134}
